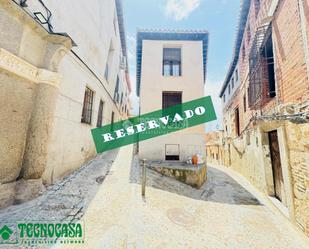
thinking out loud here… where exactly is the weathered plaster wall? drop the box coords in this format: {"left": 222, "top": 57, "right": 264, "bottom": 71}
{"left": 0, "top": 0, "right": 130, "bottom": 207}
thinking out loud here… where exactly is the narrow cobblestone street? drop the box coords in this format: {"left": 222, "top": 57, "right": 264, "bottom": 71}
{"left": 2, "top": 145, "right": 303, "bottom": 249}
{"left": 1, "top": 0, "right": 309, "bottom": 248}
{"left": 1, "top": 145, "right": 308, "bottom": 248}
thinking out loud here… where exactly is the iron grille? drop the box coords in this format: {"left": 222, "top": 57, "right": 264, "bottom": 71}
{"left": 81, "top": 87, "right": 94, "bottom": 124}
{"left": 248, "top": 24, "right": 273, "bottom": 108}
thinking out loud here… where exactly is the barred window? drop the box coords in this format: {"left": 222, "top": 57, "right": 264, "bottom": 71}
{"left": 81, "top": 87, "right": 94, "bottom": 124}
{"left": 97, "top": 100, "right": 104, "bottom": 127}
{"left": 163, "top": 48, "right": 181, "bottom": 76}
{"left": 162, "top": 92, "right": 182, "bottom": 109}
{"left": 235, "top": 107, "right": 240, "bottom": 136}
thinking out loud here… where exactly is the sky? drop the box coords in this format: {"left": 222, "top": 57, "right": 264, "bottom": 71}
{"left": 123, "top": 0, "right": 241, "bottom": 131}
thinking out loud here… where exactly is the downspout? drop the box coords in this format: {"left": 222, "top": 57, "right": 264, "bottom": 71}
{"left": 298, "top": 0, "right": 309, "bottom": 80}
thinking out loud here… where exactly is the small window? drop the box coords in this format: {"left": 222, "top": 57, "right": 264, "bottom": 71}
{"left": 111, "top": 112, "right": 115, "bottom": 125}
{"left": 247, "top": 25, "right": 251, "bottom": 43}
{"left": 163, "top": 48, "right": 181, "bottom": 76}
{"left": 235, "top": 69, "right": 239, "bottom": 81}
{"left": 81, "top": 87, "right": 94, "bottom": 124}
{"left": 162, "top": 92, "right": 182, "bottom": 109}
{"left": 165, "top": 144, "right": 180, "bottom": 161}
{"left": 232, "top": 77, "right": 235, "bottom": 89}
{"left": 243, "top": 95, "right": 247, "bottom": 113}
{"left": 263, "top": 33, "right": 276, "bottom": 98}
{"left": 120, "top": 93, "right": 123, "bottom": 106}
{"left": 228, "top": 84, "right": 231, "bottom": 94}
{"left": 105, "top": 42, "right": 115, "bottom": 82}
{"left": 104, "top": 64, "right": 109, "bottom": 81}
{"left": 114, "top": 75, "right": 120, "bottom": 102}
{"left": 223, "top": 94, "right": 226, "bottom": 103}
{"left": 255, "top": 0, "right": 261, "bottom": 17}
{"left": 235, "top": 107, "right": 240, "bottom": 136}
{"left": 97, "top": 100, "right": 104, "bottom": 127}
{"left": 242, "top": 44, "right": 246, "bottom": 61}
{"left": 113, "top": 15, "right": 117, "bottom": 34}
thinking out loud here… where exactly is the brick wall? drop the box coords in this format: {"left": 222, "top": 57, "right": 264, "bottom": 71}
{"left": 222, "top": 0, "right": 309, "bottom": 235}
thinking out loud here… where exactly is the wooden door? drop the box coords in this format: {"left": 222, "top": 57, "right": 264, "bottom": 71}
{"left": 268, "top": 130, "right": 286, "bottom": 205}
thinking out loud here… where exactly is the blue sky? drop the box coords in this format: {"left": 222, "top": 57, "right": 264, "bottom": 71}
{"left": 123, "top": 0, "right": 241, "bottom": 131}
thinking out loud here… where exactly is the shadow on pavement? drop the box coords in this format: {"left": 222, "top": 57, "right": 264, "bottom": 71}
{"left": 130, "top": 154, "right": 261, "bottom": 206}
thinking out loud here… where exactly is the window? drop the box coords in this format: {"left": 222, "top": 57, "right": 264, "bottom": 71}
{"left": 254, "top": 0, "right": 261, "bottom": 17}
{"left": 81, "top": 87, "right": 94, "bottom": 124}
{"left": 228, "top": 84, "right": 231, "bottom": 95}
{"left": 162, "top": 92, "right": 182, "bottom": 109}
{"left": 223, "top": 94, "right": 226, "bottom": 103}
{"left": 235, "top": 107, "right": 240, "bottom": 136}
{"left": 248, "top": 25, "right": 275, "bottom": 107}
{"left": 111, "top": 111, "right": 114, "bottom": 125}
{"left": 97, "top": 100, "right": 104, "bottom": 127}
{"left": 263, "top": 33, "right": 276, "bottom": 98}
{"left": 114, "top": 75, "right": 120, "bottom": 102}
{"left": 163, "top": 48, "right": 181, "bottom": 76}
{"left": 247, "top": 24, "right": 251, "bottom": 43}
{"left": 120, "top": 92, "right": 123, "bottom": 106}
{"left": 165, "top": 144, "right": 180, "bottom": 161}
{"left": 235, "top": 69, "right": 238, "bottom": 81}
{"left": 104, "top": 64, "right": 109, "bottom": 81}
{"left": 113, "top": 15, "right": 117, "bottom": 34}
{"left": 242, "top": 44, "right": 246, "bottom": 61}
{"left": 243, "top": 95, "right": 247, "bottom": 112}
{"left": 105, "top": 42, "right": 115, "bottom": 82}
{"left": 232, "top": 77, "right": 235, "bottom": 89}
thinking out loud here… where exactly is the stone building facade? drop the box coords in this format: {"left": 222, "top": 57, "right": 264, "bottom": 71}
{"left": 219, "top": 0, "right": 309, "bottom": 235}
{"left": 0, "top": 0, "right": 131, "bottom": 207}
{"left": 205, "top": 131, "right": 224, "bottom": 165}
{"left": 136, "top": 30, "right": 208, "bottom": 162}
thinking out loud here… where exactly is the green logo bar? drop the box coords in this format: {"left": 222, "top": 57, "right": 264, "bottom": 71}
{"left": 0, "top": 222, "right": 84, "bottom": 245}
{"left": 91, "top": 96, "right": 217, "bottom": 153}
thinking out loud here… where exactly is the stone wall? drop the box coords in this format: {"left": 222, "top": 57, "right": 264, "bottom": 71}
{"left": 285, "top": 121, "right": 309, "bottom": 234}
{"left": 221, "top": 0, "right": 309, "bottom": 235}
{"left": 0, "top": 0, "right": 130, "bottom": 207}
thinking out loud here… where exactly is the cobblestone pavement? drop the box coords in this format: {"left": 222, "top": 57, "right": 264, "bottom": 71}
{"left": 0, "top": 149, "right": 119, "bottom": 248}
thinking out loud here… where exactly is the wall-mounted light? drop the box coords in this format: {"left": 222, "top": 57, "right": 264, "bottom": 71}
{"left": 33, "top": 12, "right": 48, "bottom": 24}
